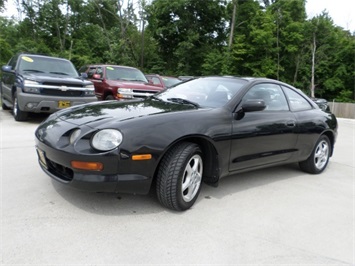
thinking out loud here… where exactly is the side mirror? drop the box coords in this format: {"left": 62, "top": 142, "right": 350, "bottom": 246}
{"left": 242, "top": 99, "right": 266, "bottom": 112}
{"left": 92, "top": 74, "right": 102, "bottom": 80}
{"left": 1, "top": 65, "right": 12, "bottom": 73}
{"left": 81, "top": 72, "right": 88, "bottom": 79}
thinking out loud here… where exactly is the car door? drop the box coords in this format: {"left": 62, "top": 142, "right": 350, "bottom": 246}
{"left": 88, "top": 66, "right": 105, "bottom": 100}
{"left": 1, "top": 55, "right": 18, "bottom": 102}
{"left": 229, "top": 83, "right": 298, "bottom": 172}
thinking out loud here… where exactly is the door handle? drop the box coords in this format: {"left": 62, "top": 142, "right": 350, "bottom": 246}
{"left": 286, "top": 121, "right": 296, "bottom": 127}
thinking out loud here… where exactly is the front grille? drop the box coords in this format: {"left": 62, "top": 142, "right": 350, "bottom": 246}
{"left": 132, "top": 90, "right": 156, "bottom": 98}
{"left": 47, "top": 158, "right": 74, "bottom": 181}
{"left": 41, "top": 89, "right": 83, "bottom": 97}
{"left": 43, "top": 82, "right": 83, "bottom": 88}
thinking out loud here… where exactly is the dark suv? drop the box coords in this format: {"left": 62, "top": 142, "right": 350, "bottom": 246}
{"left": 79, "top": 65, "right": 163, "bottom": 101}
{"left": 1, "top": 53, "right": 96, "bottom": 121}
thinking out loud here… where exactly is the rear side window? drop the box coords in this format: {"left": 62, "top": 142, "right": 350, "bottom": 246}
{"left": 282, "top": 86, "right": 313, "bottom": 111}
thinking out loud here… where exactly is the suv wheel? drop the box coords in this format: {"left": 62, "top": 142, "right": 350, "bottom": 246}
{"left": 1, "top": 98, "right": 10, "bottom": 110}
{"left": 105, "top": 95, "right": 114, "bottom": 100}
{"left": 0, "top": 85, "right": 10, "bottom": 110}
{"left": 13, "top": 92, "right": 28, "bottom": 121}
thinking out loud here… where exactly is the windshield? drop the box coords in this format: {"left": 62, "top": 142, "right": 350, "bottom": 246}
{"left": 18, "top": 55, "right": 79, "bottom": 77}
{"left": 105, "top": 66, "right": 148, "bottom": 82}
{"left": 156, "top": 77, "right": 247, "bottom": 108}
{"left": 162, "top": 77, "right": 182, "bottom": 87}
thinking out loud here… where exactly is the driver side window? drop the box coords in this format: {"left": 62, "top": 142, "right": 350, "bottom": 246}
{"left": 243, "top": 84, "right": 289, "bottom": 111}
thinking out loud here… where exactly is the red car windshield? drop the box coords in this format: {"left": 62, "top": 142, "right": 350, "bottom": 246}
{"left": 105, "top": 66, "right": 148, "bottom": 83}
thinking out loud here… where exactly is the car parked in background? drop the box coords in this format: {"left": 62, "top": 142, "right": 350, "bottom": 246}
{"left": 35, "top": 76, "right": 337, "bottom": 211}
{"left": 311, "top": 97, "right": 330, "bottom": 112}
{"left": 1, "top": 53, "right": 96, "bottom": 121}
{"left": 145, "top": 74, "right": 182, "bottom": 88}
{"left": 79, "top": 65, "right": 163, "bottom": 101}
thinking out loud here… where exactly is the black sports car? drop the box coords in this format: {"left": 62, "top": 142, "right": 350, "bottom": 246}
{"left": 35, "top": 76, "right": 338, "bottom": 211}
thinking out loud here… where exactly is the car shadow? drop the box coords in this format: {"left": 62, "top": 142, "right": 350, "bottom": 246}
{"left": 51, "top": 163, "right": 303, "bottom": 216}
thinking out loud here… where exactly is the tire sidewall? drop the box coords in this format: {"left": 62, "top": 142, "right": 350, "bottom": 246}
{"left": 310, "top": 135, "right": 331, "bottom": 174}
{"left": 175, "top": 145, "right": 203, "bottom": 210}
{"left": 13, "top": 91, "right": 28, "bottom": 121}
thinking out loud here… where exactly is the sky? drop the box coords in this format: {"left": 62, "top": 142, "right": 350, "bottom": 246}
{"left": 306, "top": 0, "right": 355, "bottom": 32}
{"left": 1, "top": 0, "right": 355, "bottom": 32}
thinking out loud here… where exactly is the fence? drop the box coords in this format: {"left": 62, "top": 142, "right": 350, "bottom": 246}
{"left": 328, "top": 102, "right": 355, "bottom": 119}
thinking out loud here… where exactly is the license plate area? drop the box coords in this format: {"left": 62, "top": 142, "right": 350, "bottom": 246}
{"left": 58, "top": 101, "right": 71, "bottom": 108}
{"left": 36, "top": 147, "right": 48, "bottom": 169}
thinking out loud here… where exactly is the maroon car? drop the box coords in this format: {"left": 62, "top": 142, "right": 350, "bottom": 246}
{"left": 79, "top": 65, "right": 163, "bottom": 101}
{"left": 145, "top": 74, "right": 182, "bottom": 88}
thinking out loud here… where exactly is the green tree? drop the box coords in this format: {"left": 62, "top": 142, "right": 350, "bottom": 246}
{"left": 146, "top": 0, "right": 227, "bottom": 75}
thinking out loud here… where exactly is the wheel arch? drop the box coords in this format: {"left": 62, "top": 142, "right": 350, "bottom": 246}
{"left": 322, "top": 130, "right": 335, "bottom": 157}
{"left": 153, "top": 135, "right": 220, "bottom": 186}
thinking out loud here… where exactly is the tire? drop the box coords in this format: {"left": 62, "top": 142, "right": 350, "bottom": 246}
{"left": 105, "top": 95, "right": 114, "bottom": 100}
{"left": 1, "top": 100, "right": 10, "bottom": 110}
{"left": 156, "top": 142, "right": 203, "bottom": 211}
{"left": 0, "top": 85, "right": 10, "bottom": 110}
{"left": 299, "top": 135, "right": 331, "bottom": 174}
{"left": 13, "top": 91, "right": 28, "bottom": 121}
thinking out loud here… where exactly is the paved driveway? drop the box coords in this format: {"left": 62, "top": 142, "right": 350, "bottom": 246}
{"left": 1, "top": 109, "right": 354, "bottom": 265}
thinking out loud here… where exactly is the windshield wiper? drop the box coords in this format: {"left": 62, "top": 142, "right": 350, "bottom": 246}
{"left": 50, "top": 72, "right": 69, "bottom": 75}
{"left": 167, "top": 98, "right": 200, "bottom": 107}
{"left": 22, "top": 69, "right": 45, "bottom": 73}
{"left": 116, "top": 78, "right": 145, "bottom": 82}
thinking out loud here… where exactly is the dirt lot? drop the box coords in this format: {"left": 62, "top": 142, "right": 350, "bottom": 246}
{"left": 1, "top": 109, "right": 354, "bottom": 265}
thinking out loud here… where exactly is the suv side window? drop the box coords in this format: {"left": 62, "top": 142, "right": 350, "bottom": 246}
{"left": 87, "top": 67, "right": 97, "bottom": 78}
{"left": 8, "top": 55, "right": 18, "bottom": 69}
{"left": 243, "top": 83, "right": 289, "bottom": 111}
{"left": 151, "top": 77, "right": 161, "bottom": 85}
{"left": 282, "top": 86, "right": 313, "bottom": 111}
{"left": 95, "top": 67, "right": 103, "bottom": 78}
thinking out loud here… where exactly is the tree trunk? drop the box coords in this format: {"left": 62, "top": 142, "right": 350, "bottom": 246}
{"left": 310, "top": 32, "right": 316, "bottom": 98}
{"left": 228, "top": 0, "right": 237, "bottom": 49}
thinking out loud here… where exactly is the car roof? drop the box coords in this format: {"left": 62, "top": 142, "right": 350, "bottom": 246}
{"left": 17, "top": 53, "right": 69, "bottom": 61}
{"left": 85, "top": 64, "right": 139, "bottom": 70}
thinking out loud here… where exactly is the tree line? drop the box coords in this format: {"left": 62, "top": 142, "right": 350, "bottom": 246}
{"left": 0, "top": 0, "right": 354, "bottom": 102}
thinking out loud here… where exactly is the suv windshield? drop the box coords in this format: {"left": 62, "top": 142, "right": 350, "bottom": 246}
{"left": 18, "top": 55, "right": 79, "bottom": 77}
{"left": 105, "top": 66, "right": 148, "bottom": 82}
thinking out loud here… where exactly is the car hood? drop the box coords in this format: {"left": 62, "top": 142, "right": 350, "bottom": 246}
{"left": 22, "top": 72, "right": 90, "bottom": 85}
{"left": 105, "top": 79, "right": 162, "bottom": 91}
{"left": 52, "top": 98, "right": 196, "bottom": 127}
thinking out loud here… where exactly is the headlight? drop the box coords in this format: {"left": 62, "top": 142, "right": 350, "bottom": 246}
{"left": 84, "top": 83, "right": 95, "bottom": 89}
{"left": 84, "top": 83, "right": 95, "bottom": 96}
{"left": 91, "top": 129, "right": 123, "bottom": 151}
{"left": 23, "top": 80, "right": 41, "bottom": 93}
{"left": 117, "top": 88, "right": 133, "bottom": 99}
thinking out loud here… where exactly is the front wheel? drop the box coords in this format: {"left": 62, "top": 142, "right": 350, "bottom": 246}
{"left": 13, "top": 91, "right": 28, "bottom": 121}
{"left": 156, "top": 142, "right": 203, "bottom": 211}
{"left": 105, "top": 94, "right": 114, "bottom": 100}
{"left": 299, "top": 135, "right": 331, "bottom": 174}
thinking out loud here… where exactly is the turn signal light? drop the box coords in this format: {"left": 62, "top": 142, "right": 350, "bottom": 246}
{"left": 132, "top": 154, "right": 152, "bottom": 161}
{"left": 71, "top": 161, "right": 103, "bottom": 171}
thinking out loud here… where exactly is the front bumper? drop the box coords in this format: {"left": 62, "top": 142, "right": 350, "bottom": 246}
{"left": 18, "top": 90, "right": 97, "bottom": 113}
{"left": 35, "top": 139, "right": 152, "bottom": 195}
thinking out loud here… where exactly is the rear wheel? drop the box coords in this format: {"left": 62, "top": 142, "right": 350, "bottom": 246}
{"left": 299, "top": 135, "right": 331, "bottom": 174}
{"left": 13, "top": 91, "right": 28, "bottom": 121}
{"left": 156, "top": 142, "right": 203, "bottom": 211}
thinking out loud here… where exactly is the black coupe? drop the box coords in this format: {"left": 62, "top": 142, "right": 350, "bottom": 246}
{"left": 35, "top": 77, "right": 338, "bottom": 211}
